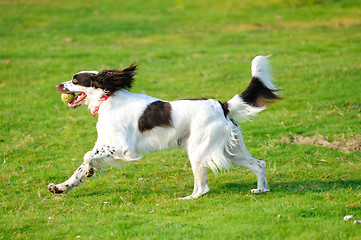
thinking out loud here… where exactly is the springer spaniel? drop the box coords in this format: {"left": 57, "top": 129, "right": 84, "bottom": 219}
{"left": 48, "top": 55, "right": 281, "bottom": 199}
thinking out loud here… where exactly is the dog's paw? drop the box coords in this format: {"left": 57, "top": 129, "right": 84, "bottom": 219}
{"left": 48, "top": 183, "right": 65, "bottom": 194}
{"left": 178, "top": 195, "right": 195, "bottom": 201}
{"left": 178, "top": 187, "right": 210, "bottom": 200}
{"left": 251, "top": 188, "right": 270, "bottom": 194}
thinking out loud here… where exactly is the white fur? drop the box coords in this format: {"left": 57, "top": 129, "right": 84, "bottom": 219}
{"left": 227, "top": 55, "right": 278, "bottom": 120}
{"left": 251, "top": 55, "right": 278, "bottom": 90}
{"left": 227, "top": 96, "right": 265, "bottom": 120}
{"left": 48, "top": 55, "right": 275, "bottom": 199}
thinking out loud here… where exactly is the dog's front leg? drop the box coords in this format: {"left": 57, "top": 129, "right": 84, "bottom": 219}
{"left": 48, "top": 162, "right": 91, "bottom": 194}
{"left": 179, "top": 156, "right": 210, "bottom": 200}
{"left": 48, "top": 146, "right": 112, "bottom": 194}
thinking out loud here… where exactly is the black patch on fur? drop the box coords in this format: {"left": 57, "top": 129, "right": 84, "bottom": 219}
{"left": 72, "top": 73, "right": 97, "bottom": 87}
{"left": 177, "top": 138, "right": 182, "bottom": 146}
{"left": 95, "top": 64, "right": 137, "bottom": 93}
{"left": 230, "top": 118, "right": 239, "bottom": 127}
{"left": 49, "top": 185, "right": 64, "bottom": 194}
{"left": 219, "top": 101, "right": 229, "bottom": 118}
{"left": 240, "top": 76, "right": 282, "bottom": 107}
{"left": 138, "top": 101, "right": 173, "bottom": 132}
{"left": 73, "top": 64, "right": 137, "bottom": 94}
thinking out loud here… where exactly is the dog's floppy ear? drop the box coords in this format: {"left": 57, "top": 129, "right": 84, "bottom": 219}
{"left": 94, "top": 64, "right": 137, "bottom": 93}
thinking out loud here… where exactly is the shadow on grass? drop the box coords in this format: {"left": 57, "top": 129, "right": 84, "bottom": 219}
{"left": 67, "top": 178, "right": 361, "bottom": 199}
{"left": 218, "top": 179, "right": 361, "bottom": 195}
{"left": 72, "top": 184, "right": 188, "bottom": 200}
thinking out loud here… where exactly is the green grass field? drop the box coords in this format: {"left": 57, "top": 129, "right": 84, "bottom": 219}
{"left": 1, "top": 0, "right": 361, "bottom": 239}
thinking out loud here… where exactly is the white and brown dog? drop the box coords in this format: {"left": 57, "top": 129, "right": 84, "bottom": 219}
{"left": 48, "top": 55, "right": 281, "bottom": 199}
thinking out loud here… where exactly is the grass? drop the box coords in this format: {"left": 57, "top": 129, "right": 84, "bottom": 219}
{"left": 1, "top": 0, "right": 361, "bottom": 239}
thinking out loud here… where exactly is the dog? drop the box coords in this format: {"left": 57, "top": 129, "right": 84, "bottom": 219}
{"left": 48, "top": 55, "right": 281, "bottom": 199}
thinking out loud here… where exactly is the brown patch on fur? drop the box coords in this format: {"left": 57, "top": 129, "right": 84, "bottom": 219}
{"left": 70, "top": 64, "right": 137, "bottom": 94}
{"left": 94, "top": 64, "right": 137, "bottom": 93}
{"left": 282, "top": 134, "right": 361, "bottom": 152}
{"left": 138, "top": 101, "right": 173, "bottom": 132}
{"left": 240, "top": 76, "right": 283, "bottom": 107}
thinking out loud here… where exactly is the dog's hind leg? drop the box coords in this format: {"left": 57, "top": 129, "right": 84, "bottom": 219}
{"left": 226, "top": 127, "right": 269, "bottom": 193}
{"left": 229, "top": 139, "right": 269, "bottom": 193}
{"left": 231, "top": 155, "right": 269, "bottom": 193}
{"left": 179, "top": 155, "right": 210, "bottom": 200}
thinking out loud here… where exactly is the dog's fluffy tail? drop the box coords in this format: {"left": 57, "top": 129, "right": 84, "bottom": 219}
{"left": 227, "top": 55, "right": 282, "bottom": 120}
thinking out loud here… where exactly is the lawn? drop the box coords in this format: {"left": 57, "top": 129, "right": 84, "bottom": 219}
{"left": 1, "top": 0, "right": 361, "bottom": 239}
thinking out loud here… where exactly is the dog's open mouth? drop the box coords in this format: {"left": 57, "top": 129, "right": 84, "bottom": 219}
{"left": 68, "top": 92, "right": 87, "bottom": 108}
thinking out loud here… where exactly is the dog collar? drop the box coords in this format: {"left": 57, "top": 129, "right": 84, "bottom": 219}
{"left": 92, "top": 94, "right": 111, "bottom": 117}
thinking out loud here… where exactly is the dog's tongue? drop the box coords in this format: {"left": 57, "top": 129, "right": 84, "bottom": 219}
{"left": 68, "top": 92, "right": 87, "bottom": 108}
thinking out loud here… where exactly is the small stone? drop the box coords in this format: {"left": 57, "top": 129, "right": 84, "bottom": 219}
{"left": 63, "top": 38, "right": 74, "bottom": 43}
{"left": 354, "top": 220, "right": 361, "bottom": 224}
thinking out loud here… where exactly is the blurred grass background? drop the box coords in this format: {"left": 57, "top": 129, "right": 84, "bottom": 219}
{"left": 1, "top": 0, "right": 361, "bottom": 239}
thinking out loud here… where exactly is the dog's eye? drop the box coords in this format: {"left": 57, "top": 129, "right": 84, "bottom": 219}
{"left": 72, "top": 78, "right": 78, "bottom": 84}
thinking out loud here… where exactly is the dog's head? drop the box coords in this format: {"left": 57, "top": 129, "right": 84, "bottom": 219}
{"left": 56, "top": 64, "right": 137, "bottom": 109}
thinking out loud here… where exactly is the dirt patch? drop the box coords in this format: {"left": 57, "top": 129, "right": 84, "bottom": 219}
{"left": 282, "top": 134, "right": 361, "bottom": 152}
